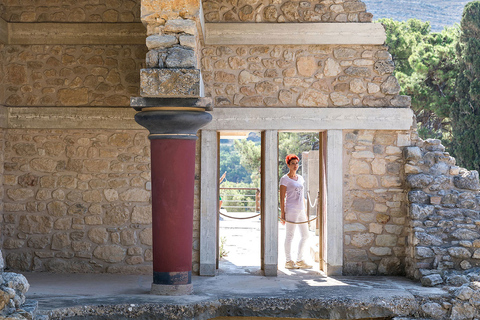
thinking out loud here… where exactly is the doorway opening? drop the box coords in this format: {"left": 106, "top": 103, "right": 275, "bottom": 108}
{"left": 217, "top": 131, "right": 262, "bottom": 275}
{"left": 277, "top": 131, "right": 326, "bottom": 275}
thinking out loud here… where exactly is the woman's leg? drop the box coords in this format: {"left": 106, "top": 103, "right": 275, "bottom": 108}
{"left": 284, "top": 222, "right": 295, "bottom": 262}
{"left": 297, "top": 217, "right": 310, "bottom": 262}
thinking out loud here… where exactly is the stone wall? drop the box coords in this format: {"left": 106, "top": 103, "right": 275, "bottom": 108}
{"left": 343, "top": 129, "right": 414, "bottom": 275}
{"left": 3, "top": 45, "right": 146, "bottom": 107}
{"left": 405, "top": 138, "right": 480, "bottom": 285}
{"left": 201, "top": 45, "right": 410, "bottom": 108}
{"left": 0, "top": 0, "right": 141, "bottom": 22}
{"left": 203, "top": 0, "right": 373, "bottom": 22}
{"left": 2, "top": 129, "right": 156, "bottom": 274}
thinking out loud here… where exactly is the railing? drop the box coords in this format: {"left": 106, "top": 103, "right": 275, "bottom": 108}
{"left": 219, "top": 187, "right": 260, "bottom": 213}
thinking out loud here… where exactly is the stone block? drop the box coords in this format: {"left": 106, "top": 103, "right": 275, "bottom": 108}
{"left": 376, "top": 235, "right": 397, "bottom": 246}
{"left": 140, "top": 68, "right": 201, "bottom": 98}
{"left": 453, "top": 170, "right": 480, "bottom": 191}
{"left": 390, "top": 95, "right": 411, "bottom": 107}
{"left": 448, "top": 247, "right": 472, "bottom": 259}
{"left": 179, "top": 35, "right": 196, "bottom": 48}
{"left": 165, "top": 47, "right": 196, "bottom": 68}
{"left": 407, "top": 174, "right": 433, "bottom": 189}
{"left": 421, "top": 274, "right": 443, "bottom": 287}
{"left": 146, "top": 35, "right": 177, "bottom": 50}
{"left": 164, "top": 19, "right": 196, "bottom": 35}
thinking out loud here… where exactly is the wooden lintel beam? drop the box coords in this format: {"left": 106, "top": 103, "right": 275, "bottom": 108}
{"left": 8, "top": 22, "right": 146, "bottom": 45}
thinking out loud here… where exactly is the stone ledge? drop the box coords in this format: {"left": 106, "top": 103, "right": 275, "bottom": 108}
{"left": 205, "top": 23, "right": 387, "bottom": 45}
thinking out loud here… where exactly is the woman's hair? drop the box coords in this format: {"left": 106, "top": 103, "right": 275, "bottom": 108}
{"left": 285, "top": 154, "right": 299, "bottom": 165}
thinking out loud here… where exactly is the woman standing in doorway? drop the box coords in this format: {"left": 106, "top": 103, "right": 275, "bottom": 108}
{"left": 280, "top": 154, "right": 312, "bottom": 269}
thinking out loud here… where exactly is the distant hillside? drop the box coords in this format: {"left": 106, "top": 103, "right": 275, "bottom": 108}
{"left": 363, "top": 0, "right": 470, "bottom": 31}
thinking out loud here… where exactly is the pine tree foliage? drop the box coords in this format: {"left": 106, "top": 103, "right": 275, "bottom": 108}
{"left": 380, "top": 18, "right": 459, "bottom": 140}
{"left": 450, "top": 1, "right": 480, "bottom": 171}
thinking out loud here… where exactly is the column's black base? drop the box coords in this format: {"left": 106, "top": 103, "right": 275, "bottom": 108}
{"left": 153, "top": 271, "right": 191, "bottom": 285}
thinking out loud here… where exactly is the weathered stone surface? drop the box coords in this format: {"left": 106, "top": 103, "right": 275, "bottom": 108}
{"left": 238, "top": 70, "right": 262, "bottom": 85}
{"left": 404, "top": 147, "right": 422, "bottom": 161}
{"left": 381, "top": 76, "right": 401, "bottom": 95}
{"left": 165, "top": 47, "right": 196, "bottom": 68}
{"left": 6, "top": 188, "right": 35, "bottom": 201}
{"left": 421, "top": 302, "right": 447, "bottom": 319}
{"left": 296, "top": 56, "right": 317, "bottom": 77}
{"left": 132, "top": 206, "right": 152, "bottom": 224}
{"left": 323, "top": 58, "right": 341, "bottom": 77}
{"left": 448, "top": 247, "right": 472, "bottom": 259}
{"left": 146, "top": 35, "right": 177, "bottom": 50}
{"left": 390, "top": 95, "right": 411, "bottom": 107}
{"left": 330, "top": 92, "right": 350, "bottom": 106}
{"left": 421, "top": 274, "right": 443, "bottom": 287}
{"left": 140, "top": 68, "right": 200, "bottom": 97}
{"left": 164, "top": 19, "right": 196, "bottom": 35}
{"left": 453, "top": 171, "right": 480, "bottom": 190}
{"left": 297, "top": 89, "right": 328, "bottom": 107}
{"left": 374, "top": 60, "right": 394, "bottom": 75}
{"left": 407, "top": 174, "right": 434, "bottom": 189}
{"left": 351, "top": 233, "right": 374, "bottom": 247}
{"left": 410, "top": 204, "right": 435, "bottom": 220}
{"left": 93, "top": 245, "right": 126, "bottom": 263}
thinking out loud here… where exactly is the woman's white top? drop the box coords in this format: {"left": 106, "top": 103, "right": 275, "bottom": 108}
{"left": 280, "top": 174, "right": 305, "bottom": 212}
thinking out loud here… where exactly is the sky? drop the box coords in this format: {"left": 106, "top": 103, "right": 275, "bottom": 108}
{"left": 362, "top": 0, "right": 471, "bottom": 31}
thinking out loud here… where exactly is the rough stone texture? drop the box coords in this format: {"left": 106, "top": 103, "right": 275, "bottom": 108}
{"left": 202, "top": 45, "right": 405, "bottom": 107}
{"left": 140, "top": 68, "right": 201, "bottom": 97}
{"left": 0, "top": 0, "right": 141, "bottom": 22}
{"left": 2, "top": 129, "right": 156, "bottom": 274}
{"left": 405, "top": 138, "right": 480, "bottom": 289}
{"left": 343, "top": 129, "right": 411, "bottom": 275}
{"left": 203, "top": 0, "right": 372, "bottom": 22}
{"left": 1, "top": 45, "right": 147, "bottom": 107}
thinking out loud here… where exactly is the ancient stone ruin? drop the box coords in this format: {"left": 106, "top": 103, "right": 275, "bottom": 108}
{"left": 1, "top": 0, "right": 480, "bottom": 318}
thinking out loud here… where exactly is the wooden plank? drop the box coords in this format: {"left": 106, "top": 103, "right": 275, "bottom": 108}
{"left": 205, "top": 23, "right": 386, "bottom": 45}
{"left": 199, "top": 130, "right": 218, "bottom": 276}
{"left": 9, "top": 22, "right": 145, "bottom": 45}
{"left": 0, "top": 18, "right": 7, "bottom": 44}
{"left": 7, "top": 107, "right": 142, "bottom": 130}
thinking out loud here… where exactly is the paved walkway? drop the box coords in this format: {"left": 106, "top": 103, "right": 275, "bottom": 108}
{"left": 23, "top": 219, "right": 447, "bottom": 319}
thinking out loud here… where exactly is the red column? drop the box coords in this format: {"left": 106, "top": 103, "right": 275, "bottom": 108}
{"left": 150, "top": 139, "right": 196, "bottom": 294}
{"left": 131, "top": 104, "right": 212, "bottom": 295}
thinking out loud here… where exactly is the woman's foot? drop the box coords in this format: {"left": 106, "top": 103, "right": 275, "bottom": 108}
{"left": 285, "top": 260, "right": 299, "bottom": 269}
{"left": 296, "top": 260, "right": 312, "bottom": 269}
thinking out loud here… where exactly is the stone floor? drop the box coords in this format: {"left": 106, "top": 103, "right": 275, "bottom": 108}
{"left": 23, "top": 219, "right": 447, "bottom": 319}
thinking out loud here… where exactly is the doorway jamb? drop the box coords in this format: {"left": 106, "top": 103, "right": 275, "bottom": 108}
{"left": 262, "top": 130, "right": 278, "bottom": 276}
{"left": 200, "top": 129, "right": 218, "bottom": 276}
{"left": 325, "top": 129, "right": 343, "bottom": 276}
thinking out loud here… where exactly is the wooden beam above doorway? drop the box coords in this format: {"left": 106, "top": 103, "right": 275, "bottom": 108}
{"left": 205, "top": 23, "right": 387, "bottom": 45}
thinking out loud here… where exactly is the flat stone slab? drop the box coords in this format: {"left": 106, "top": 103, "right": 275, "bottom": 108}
{"left": 140, "top": 69, "right": 201, "bottom": 98}
{"left": 24, "top": 272, "right": 447, "bottom": 319}
{"left": 130, "top": 97, "right": 213, "bottom": 111}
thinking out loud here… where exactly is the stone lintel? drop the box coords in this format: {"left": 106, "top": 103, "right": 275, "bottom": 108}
{"left": 140, "top": 69, "right": 202, "bottom": 98}
{"left": 131, "top": 97, "right": 213, "bottom": 111}
{"left": 8, "top": 22, "right": 146, "bottom": 45}
{"left": 0, "top": 18, "right": 7, "bottom": 44}
{"left": 205, "top": 108, "right": 414, "bottom": 131}
{"left": 205, "top": 23, "right": 387, "bottom": 45}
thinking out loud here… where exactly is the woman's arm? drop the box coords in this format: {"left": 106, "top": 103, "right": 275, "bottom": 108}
{"left": 280, "top": 185, "right": 286, "bottom": 223}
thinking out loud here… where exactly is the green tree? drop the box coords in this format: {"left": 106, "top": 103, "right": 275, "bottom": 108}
{"left": 380, "top": 18, "right": 459, "bottom": 141}
{"left": 233, "top": 139, "right": 261, "bottom": 185}
{"left": 450, "top": 1, "right": 480, "bottom": 171}
{"left": 220, "top": 143, "right": 251, "bottom": 183}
